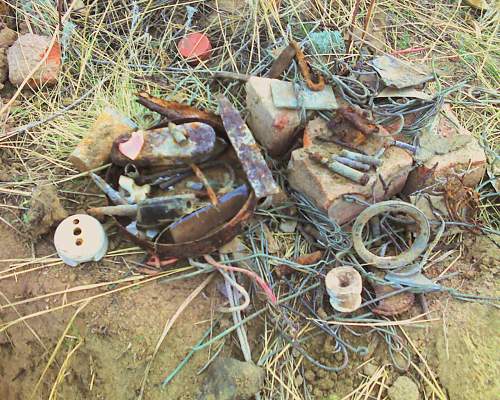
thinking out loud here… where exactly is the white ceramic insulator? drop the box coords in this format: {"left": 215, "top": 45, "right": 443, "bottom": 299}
{"left": 54, "top": 214, "right": 108, "bottom": 267}
{"left": 325, "top": 266, "right": 363, "bottom": 313}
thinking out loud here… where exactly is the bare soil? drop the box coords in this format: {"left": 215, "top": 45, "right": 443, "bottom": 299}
{"left": 0, "top": 224, "right": 226, "bottom": 400}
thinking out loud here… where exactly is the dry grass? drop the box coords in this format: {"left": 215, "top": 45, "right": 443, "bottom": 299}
{"left": 0, "top": 0, "right": 498, "bottom": 399}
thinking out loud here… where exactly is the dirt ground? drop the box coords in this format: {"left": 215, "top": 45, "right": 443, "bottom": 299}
{"left": 0, "top": 223, "right": 227, "bottom": 400}
{"left": 1, "top": 221, "right": 499, "bottom": 400}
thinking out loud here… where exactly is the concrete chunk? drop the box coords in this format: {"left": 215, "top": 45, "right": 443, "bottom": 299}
{"left": 288, "top": 118, "right": 413, "bottom": 225}
{"left": 404, "top": 105, "right": 486, "bottom": 194}
{"left": 246, "top": 76, "right": 301, "bottom": 156}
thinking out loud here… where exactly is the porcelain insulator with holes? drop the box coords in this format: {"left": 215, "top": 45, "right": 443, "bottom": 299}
{"left": 54, "top": 214, "right": 108, "bottom": 267}
{"left": 325, "top": 266, "right": 363, "bottom": 313}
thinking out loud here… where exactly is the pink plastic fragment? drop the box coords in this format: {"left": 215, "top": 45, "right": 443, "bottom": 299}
{"left": 118, "top": 131, "right": 144, "bottom": 160}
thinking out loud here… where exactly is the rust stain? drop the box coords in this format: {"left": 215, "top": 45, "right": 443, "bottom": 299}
{"left": 272, "top": 113, "right": 289, "bottom": 130}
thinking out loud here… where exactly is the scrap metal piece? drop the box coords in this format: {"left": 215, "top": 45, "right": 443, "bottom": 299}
{"left": 371, "top": 283, "right": 415, "bottom": 316}
{"left": 267, "top": 43, "right": 296, "bottom": 79}
{"left": 270, "top": 80, "right": 338, "bottom": 110}
{"left": 90, "top": 173, "right": 127, "bottom": 205}
{"left": 105, "top": 166, "right": 256, "bottom": 257}
{"left": 168, "top": 185, "right": 248, "bottom": 243}
{"left": 369, "top": 55, "right": 433, "bottom": 89}
{"left": 326, "top": 106, "right": 378, "bottom": 147}
{"left": 290, "top": 40, "right": 326, "bottom": 91}
{"left": 390, "top": 140, "right": 417, "bottom": 154}
{"left": 352, "top": 200, "right": 431, "bottom": 269}
{"left": 88, "top": 204, "right": 137, "bottom": 217}
{"left": 88, "top": 195, "right": 194, "bottom": 229}
{"left": 111, "top": 122, "right": 217, "bottom": 168}
{"left": 310, "top": 153, "right": 370, "bottom": 184}
{"left": 136, "top": 92, "right": 225, "bottom": 134}
{"left": 137, "top": 195, "right": 195, "bottom": 230}
{"left": 218, "top": 97, "right": 280, "bottom": 198}
{"left": 386, "top": 269, "right": 441, "bottom": 291}
{"left": 333, "top": 156, "right": 371, "bottom": 171}
{"left": 337, "top": 107, "right": 378, "bottom": 135}
{"left": 340, "top": 150, "right": 382, "bottom": 167}
{"left": 126, "top": 221, "right": 158, "bottom": 240}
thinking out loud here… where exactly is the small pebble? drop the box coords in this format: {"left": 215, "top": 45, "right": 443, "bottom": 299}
{"left": 388, "top": 376, "right": 420, "bottom": 400}
{"left": 304, "top": 369, "right": 315, "bottom": 382}
{"left": 362, "top": 362, "right": 379, "bottom": 377}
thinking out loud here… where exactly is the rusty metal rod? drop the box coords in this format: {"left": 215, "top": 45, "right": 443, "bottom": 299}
{"left": 88, "top": 204, "right": 137, "bottom": 217}
{"left": 90, "top": 173, "right": 128, "bottom": 205}
{"left": 329, "top": 161, "right": 370, "bottom": 184}
{"left": 340, "top": 149, "right": 382, "bottom": 167}
{"left": 390, "top": 140, "right": 417, "bottom": 154}
{"left": 333, "top": 156, "right": 371, "bottom": 171}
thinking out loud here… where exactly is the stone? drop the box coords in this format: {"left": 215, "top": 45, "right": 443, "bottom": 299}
{"left": 7, "top": 34, "right": 61, "bottom": 87}
{"left": 403, "top": 106, "right": 486, "bottom": 194}
{"left": 288, "top": 118, "right": 413, "bottom": 225}
{"left": 388, "top": 376, "right": 420, "bottom": 400}
{"left": 304, "top": 369, "right": 316, "bottom": 382}
{"left": 0, "top": 47, "right": 6, "bottom": 89}
{"left": 0, "top": 26, "right": 17, "bottom": 48}
{"left": 26, "top": 184, "right": 68, "bottom": 238}
{"left": 246, "top": 76, "right": 301, "bottom": 156}
{"left": 198, "top": 358, "right": 264, "bottom": 400}
{"left": 362, "top": 362, "right": 378, "bottom": 377}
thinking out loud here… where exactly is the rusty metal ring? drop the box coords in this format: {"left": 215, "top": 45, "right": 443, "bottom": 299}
{"left": 352, "top": 200, "right": 430, "bottom": 269}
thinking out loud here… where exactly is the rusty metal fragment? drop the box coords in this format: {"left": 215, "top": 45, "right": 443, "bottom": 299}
{"left": 290, "top": 40, "right": 326, "bottom": 92}
{"left": 369, "top": 55, "right": 433, "bottom": 89}
{"left": 136, "top": 92, "right": 225, "bottom": 134}
{"left": 371, "top": 283, "right": 415, "bottom": 316}
{"left": 326, "top": 106, "right": 378, "bottom": 147}
{"left": 352, "top": 201, "right": 430, "bottom": 269}
{"left": 270, "top": 80, "right": 338, "bottom": 110}
{"left": 218, "top": 97, "right": 280, "bottom": 199}
{"left": 168, "top": 184, "right": 248, "bottom": 243}
{"left": 105, "top": 166, "right": 257, "bottom": 258}
{"left": 267, "top": 43, "right": 296, "bottom": 79}
{"left": 111, "top": 122, "right": 218, "bottom": 168}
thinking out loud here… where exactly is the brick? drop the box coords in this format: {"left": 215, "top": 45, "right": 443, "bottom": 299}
{"left": 403, "top": 105, "right": 486, "bottom": 194}
{"left": 288, "top": 118, "right": 413, "bottom": 225}
{"left": 246, "top": 76, "right": 301, "bottom": 156}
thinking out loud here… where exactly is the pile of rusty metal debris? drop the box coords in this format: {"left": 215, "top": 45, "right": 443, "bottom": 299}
{"left": 53, "top": 39, "right": 497, "bottom": 390}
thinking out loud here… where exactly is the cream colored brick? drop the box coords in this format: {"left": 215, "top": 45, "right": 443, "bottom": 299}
{"left": 246, "top": 76, "right": 301, "bottom": 156}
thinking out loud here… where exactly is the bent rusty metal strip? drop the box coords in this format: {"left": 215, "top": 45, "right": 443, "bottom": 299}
{"left": 218, "top": 97, "right": 280, "bottom": 199}
{"left": 136, "top": 92, "right": 225, "bottom": 135}
{"left": 105, "top": 166, "right": 256, "bottom": 258}
{"left": 290, "top": 40, "right": 326, "bottom": 92}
